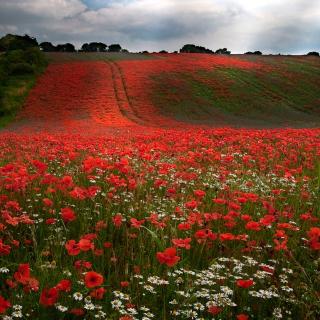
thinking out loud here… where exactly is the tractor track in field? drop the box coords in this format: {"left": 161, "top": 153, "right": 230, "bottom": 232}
{"left": 107, "top": 60, "right": 146, "bottom": 126}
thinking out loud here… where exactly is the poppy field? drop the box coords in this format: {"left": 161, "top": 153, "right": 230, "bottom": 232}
{"left": 0, "top": 53, "right": 320, "bottom": 319}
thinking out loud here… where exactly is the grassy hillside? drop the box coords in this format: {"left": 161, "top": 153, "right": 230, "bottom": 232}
{"left": 151, "top": 55, "right": 320, "bottom": 127}
{"left": 1, "top": 53, "right": 319, "bottom": 129}
{"left": 0, "top": 48, "right": 47, "bottom": 127}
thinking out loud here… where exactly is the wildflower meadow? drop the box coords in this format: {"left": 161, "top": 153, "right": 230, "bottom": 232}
{"left": 0, "top": 54, "right": 319, "bottom": 320}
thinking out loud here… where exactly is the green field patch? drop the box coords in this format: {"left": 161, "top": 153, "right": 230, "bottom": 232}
{"left": 151, "top": 60, "right": 320, "bottom": 126}
{"left": 0, "top": 48, "right": 47, "bottom": 128}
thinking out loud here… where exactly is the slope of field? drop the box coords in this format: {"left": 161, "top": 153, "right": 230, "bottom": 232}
{"left": 146, "top": 54, "right": 320, "bottom": 127}
{"left": 3, "top": 53, "right": 320, "bottom": 132}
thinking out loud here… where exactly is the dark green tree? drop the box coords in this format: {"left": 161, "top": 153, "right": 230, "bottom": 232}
{"left": 0, "top": 34, "right": 38, "bottom": 51}
{"left": 39, "top": 42, "right": 56, "bottom": 52}
{"left": 108, "top": 44, "right": 122, "bottom": 52}
{"left": 56, "top": 43, "right": 76, "bottom": 52}
{"left": 215, "top": 48, "right": 231, "bottom": 55}
{"left": 307, "top": 51, "right": 319, "bottom": 56}
{"left": 180, "top": 44, "right": 214, "bottom": 54}
{"left": 81, "top": 42, "right": 107, "bottom": 52}
{"left": 245, "top": 51, "right": 262, "bottom": 55}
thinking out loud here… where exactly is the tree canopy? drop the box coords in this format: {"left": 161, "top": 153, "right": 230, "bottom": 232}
{"left": 215, "top": 48, "right": 231, "bottom": 55}
{"left": 108, "top": 44, "right": 122, "bottom": 52}
{"left": 245, "top": 51, "right": 262, "bottom": 55}
{"left": 56, "top": 43, "right": 76, "bottom": 52}
{"left": 0, "top": 34, "right": 38, "bottom": 52}
{"left": 180, "top": 44, "right": 214, "bottom": 54}
{"left": 39, "top": 42, "right": 56, "bottom": 52}
{"left": 307, "top": 51, "right": 319, "bottom": 56}
{"left": 81, "top": 42, "right": 107, "bottom": 52}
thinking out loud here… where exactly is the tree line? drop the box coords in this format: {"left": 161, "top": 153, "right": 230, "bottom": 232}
{"left": 0, "top": 34, "right": 125, "bottom": 53}
{"left": 40, "top": 41, "right": 125, "bottom": 53}
{"left": 0, "top": 34, "right": 319, "bottom": 56}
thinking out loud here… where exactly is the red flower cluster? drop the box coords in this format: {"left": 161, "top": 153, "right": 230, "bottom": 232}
{"left": 0, "top": 53, "right": 319, "bottom": 318}
{"left": 156, "top": 247, "right": 180, "bottom": 267}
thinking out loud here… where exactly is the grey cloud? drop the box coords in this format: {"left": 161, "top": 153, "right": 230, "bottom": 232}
{"left": 252, "top": 24, "right": 320, "bottom": 54}
{"left": 0, "top": 0, "right": 319, "bottom": 53}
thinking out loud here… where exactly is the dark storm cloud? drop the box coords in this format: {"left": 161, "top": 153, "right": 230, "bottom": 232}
{"left": 0, "top": 0, "right": 319, "bottom": 53}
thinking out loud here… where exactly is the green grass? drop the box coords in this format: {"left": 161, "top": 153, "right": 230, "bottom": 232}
{"left": 151, "top": 56, "right": 320, "bottom": 127}
{"left": 0, "top": 49, "right": 47, "bottom": 128}
{"left": 0, "top": 74, "right": 38, "bottom": 128}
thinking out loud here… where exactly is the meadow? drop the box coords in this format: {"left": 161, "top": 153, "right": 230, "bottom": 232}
{"left": 0, "top": 53, "right": 319, "bottom": 319}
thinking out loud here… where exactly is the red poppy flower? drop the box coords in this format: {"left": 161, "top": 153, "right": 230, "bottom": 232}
{"left": 219, "top": 233, "right": 235, "bottom": 241}
{"left": 0, "top": 295, "right": 11, "bottom": 314}
{"left": 208, "top": 306, "right": 222, "bottom": 315}
{"left": 69, "top": 308, "right": 85, "bottom": 316}
{"left": 23, "top": 277, "right": 39, "bottom": 293}
{"left": 42, "top": 198, "right": 53, "bottom": 207}
{"left": 307, "top": 227, "right": 320, "bottom": 250}
{"left": 245, "top": 221, "right": 261, "bottom": 231}
{"left": 237, "top": 314, "right": 249, "bottom": 320}
{"left": 55, "top": 279, "right": 72, "bottom": 292}
{"left": 70, "top": 187, "right": 87, "bottom": 200}
{"left": 74, "top": 260, "right": 92, "bottom": 270}
{"left": 172, "top": 238, "right": 191, "bottom": 249}
{"left": 61, "top": 207, "right": 76, "bottom": 223}
{"left": 156, "top": 247, "right": 180, "bottom": 267}
{"left": 103, "top": 242, "right": 112, "bottom": 248}
{"left": 39, "top": 288, "right": 59, "bottom": 306}
{"left": 90, "top": 287, "right": 106, "bottom": 299}
{"left": 112, "top": 214, "right": 123, "bottom": 228}
{"left": 178, "top": 222, "right": 191, "bottom": 231}
{"left": 45, "top": 218, "right": 56, "bottom": 225}
{"left": 14, "top": 263, "right": 30, "bottom": 284}
{"left": 0, "top": 240, "right": 11, "bottom": 256}
{"left": 78, "top": 239, "right": 94, "bottom": 252}
{"left": 185, "top": 200, "right": 198, "bottom": 210}
{"left": 236, "top": 279, "right": 254, "bottom": 288}
{"left": 65, "top": 240, "right": 80, "bottom": 256}
{"left": 130, "top": 218, "right": 145, "bottom": 229}
{"left": 193, "top": 189, "right": 206, "bottom": 198}
{"left": 84, "top": 271, "right": 104, "bottom": 288}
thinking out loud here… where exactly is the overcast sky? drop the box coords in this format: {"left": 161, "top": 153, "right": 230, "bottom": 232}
{"left": 0, "top": 0, "right": 319, "bottom": 53}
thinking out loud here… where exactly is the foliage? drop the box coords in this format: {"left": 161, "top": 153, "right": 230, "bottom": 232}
{"left": 215, "top": 48, "right": 231, "bottom": 55}
{"left": 0, "top": 34, "right": 38, "bottom": 52}
{"left": 180, "top": 44, "right": 214, "bottom": 54}
{"left": 108, "top": 44, "right": 122, "bottom": 52}
{"left": 56, "top": 43, "right": 76, "bottom": 52}
{"left": 245, "top": 51, "right": 262, "bottom": 55}
{"left": 0, "top": 47, "right": 47, "bottom": 126}
{"left": 81, "top": 42, "right": 107, "bottom": 52}
{"left": 307, "top": 51, "right": 319, "bottom": 56}
{"left": 39, "top": 42, "right": 57, "bottom": 52}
